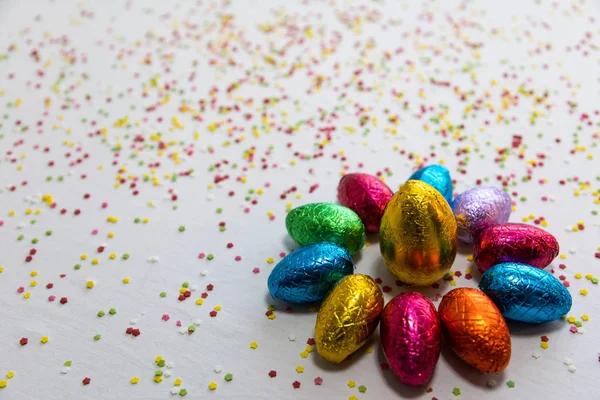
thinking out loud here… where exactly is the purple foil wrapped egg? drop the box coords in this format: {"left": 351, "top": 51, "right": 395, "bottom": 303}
{"left": 451, "top": 186, "right": 511, "bottom": 244}
{"left": 380, "top": 292, "right": 441, "bottom": 387}
{"left": 337, "top": 173, "right": 393, "bottom": 233}
{"left": 473, "top": 223, "right": 560, "bottom": 273}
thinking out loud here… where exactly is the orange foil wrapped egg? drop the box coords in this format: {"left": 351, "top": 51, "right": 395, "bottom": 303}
{"left": 438, "top": 288, "right": 511, "bottom": 373}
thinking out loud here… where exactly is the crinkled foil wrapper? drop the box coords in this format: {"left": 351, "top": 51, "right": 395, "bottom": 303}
{"left": 479, "top": 262, "right": 572, "bottom": 323}
{"left": 379, "top": 180, "right": 457, "bottom": 286}
{"left": 315, "top": 274, "right": 383, "bottom": 363}
{"left": 337, "top": 173, "right": 393, "bottom": 233}
{"left": 473, "top": 223, "right": 559, "bottom": 272}
{"left": 380, "top": 292, "right": 441, "bottom": 386}
{"left": 407, "top": 165, "right": 453, "bottom": 204}
{"left": 451, "top": 186, "right": 511, "bottom": 244}
{"left": 439, "top": 288, "right": 511, "bottom": 373}
{"left": 286, "top": 202, "right": 366, "bottom": 255}
{"left": 267, "top": 242, "right": 354, "bottom": 304}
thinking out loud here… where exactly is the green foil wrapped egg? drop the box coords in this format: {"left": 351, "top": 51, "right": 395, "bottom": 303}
{"left": 286, "top": 202, "right": 366, "bottom": 255}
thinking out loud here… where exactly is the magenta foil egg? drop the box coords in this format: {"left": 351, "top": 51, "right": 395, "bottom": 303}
{"left": 451, "top": 186, "right": 511, "bottom": 244}
{"left": 337, "top": 173, "right": 393, "bottom": 233}
{"left": 380, "top": 292, "right": 441, "bottom": 387}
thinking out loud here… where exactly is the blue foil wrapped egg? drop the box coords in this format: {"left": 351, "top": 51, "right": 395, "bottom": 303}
{"left": 407, "top": 165, "right": 453, "bottom": 204}
{"left": 479, "top": 262, "right": 572, "bottom": 323}
{"left": 267, "top": 242, "right": 354, "bottom": 304}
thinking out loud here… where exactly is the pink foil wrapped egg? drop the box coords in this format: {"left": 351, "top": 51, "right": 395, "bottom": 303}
{"left": 473, "top": 223, "right": 560, "bottom": 273}
{"left": 380, "top": 292, "right": 441, "bottom": 386}
{"left": 337, "top": 173, "right": 393, "bottom": 233}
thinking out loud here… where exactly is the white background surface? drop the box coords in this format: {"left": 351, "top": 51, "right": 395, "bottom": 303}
{"left": 1, "top": 0, "right": 600, "bottom": 399}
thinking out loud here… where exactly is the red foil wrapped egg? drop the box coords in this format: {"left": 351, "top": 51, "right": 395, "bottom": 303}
{"left": 473, "top": 223, "right": 559, "bottom": 273}
{"left": 380, "top": 292, "right": 441, "bottom": 386}
{"left": 337, "top": 173, "right": 393, "bottom": 233}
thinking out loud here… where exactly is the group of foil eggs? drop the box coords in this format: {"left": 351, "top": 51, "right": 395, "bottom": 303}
{"left": 267, "top": 165, "right": 572, "bottom": 387}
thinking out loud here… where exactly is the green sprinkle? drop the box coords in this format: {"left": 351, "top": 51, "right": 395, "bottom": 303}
{"left": 64, "top": 360, "right": 72, "bottom": 367}
{"left": 207, "top": 254, "right": 214, "bottom": 260}
{"left": 182, "top": 282, "right": 189, "bottom": 288}
{"left": 267, "top": 305, "right": 276, "bottom": 311}
{"left": 45, "top": 230, "right": 53, "bottom": 236}
{"left": 108, "top": 308, "right": 117, "bottom": 315}
{"left": 224, "top": 373, "right": 233, "bottom": 382}
{"left": 188, "top": 325, "right": 196, "bottom": 332}
{"left": 592, "top": 210, "right": 598, "bottom": 216}
{"left": 160, "top": 291, "right": 167, "bottom": 298}
{"left": 74, "top": 264, "right": 81, "bottom": 270}
{"left": 155, "top": 370, "right": 163, "bottom": 377}
{"left": 17, "top": 235, "right": 24, "bottom": 241}
{"left": 592, "top": 277, "right": 598, "bottom": 284}
{"left": 122, "top": 253, "right": 130, "bottom": 260}
{"left": 507, "top": 380, "right": 515, "bottom": 388}
{"left": 216, "top": 208, "right": 223, "bottom": 214}
{"left": 134, "top": 218, "right": 140, "bottom": 223}
{"left": 520, "top": 196, "right": 527, "bottom": 202}
{"left": 219, "top": 226, "right": 226, "bottom": 232}
{"left": 31, "top": 238, "right": 38, "bottom": 244}
{"left": 178, "top": 225, "right": 186, "bottom": 232}
{"left": 30, "top": 220, "right": 37, "bottom": 225}
{"left": 93, "top": 334, "right": 101, "bottom": 341}
{"left": 452, "top": 387, "right": 461, "bottom": 396}
{"left": 358, "top": 385, "right": 367, "bottom": 393}
{"left": 179, "top": 389, "right": 187, "bottom": 397}
{"left": 97, "top": 310, "right": 105, "bottom": 318}
{"left": 157, "top": 360, "right": 165, "bottom": 367}
{"left": 574, "top": 321, "right": 583, "bottom": 327}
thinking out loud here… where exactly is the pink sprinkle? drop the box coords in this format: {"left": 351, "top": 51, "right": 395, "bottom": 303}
{"left": 0, "top": 220, "right": 4, "bottom": 227}
{"left": 252, "top": 268, "right": 260, "bottom": 274}
{"left": 570, "top": 326, "right": 578, "bottom": 333}
{"left": 563, "top": 281, "right": 570, "bottom": 288}
{"left": 17, "top": 287, "right": 25, "bottom": 293}
{"left": 198, "top": 253, "right": 206, "bottom": 259}
{"left": 162, "top": 314, "right": 170, "bottom": 321}
{"left": 269, "top": 215, "right": 276, "bottom": 221}
{"left": 244, "top": 207, "right": 250, "bottom": 213}
{"left": 314, "top": 377, "right": 323, "bottom": 385}
{"left": 48, "top": 295, "right": 56, "bottom": 302}
{"left": 101, "top": 202, "right": 108, "bottom": 208}
{"left": 235, "top": 256, "right": 242, "bottom": 261}
{"left": 279, "top": 252, "right": 286, "bottom": 258}
{"left": 176, "top": 320, "right": 182, "bottom": 327}
{"left": 91, "top": 229, "right": 98, "bottom": 235}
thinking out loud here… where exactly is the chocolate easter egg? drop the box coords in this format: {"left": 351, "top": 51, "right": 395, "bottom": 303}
{"left": 286, "top": 203, "right": 366, "bottom": 254}
{"left": 379, "top": 180, "right": 457, "bottom": 286}
{"left": 479, "top": 262, "right": 572, "bottom": 323}
{"left": 407, "top": 165, "right": 453, "bottom": 203}
{"left": 451, "top": 186, "right": 512, "bottom": 243}
{"left": 337, "top": 173, "right": 393, "bottom": 233}
{"left": 267, "top": 242, "right": 354, "bottom": 304}
{"left": 315, "top": 274, "right": 383, "bottom": 363}
{"left": 439, "top": 288, "right": 511, "bottom": 373}
{"left": 380, "top": 292, "right": 441, "bottom": 386}
{"left": 473, "top": 223, "right": 559, "bottom": 272}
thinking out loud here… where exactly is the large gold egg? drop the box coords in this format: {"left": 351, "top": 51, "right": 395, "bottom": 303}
{"left": 379, "top": 180, "right": 457, "bottom": 285}
{"left": 315, "top": 274, "right": 384, "bottom": 363}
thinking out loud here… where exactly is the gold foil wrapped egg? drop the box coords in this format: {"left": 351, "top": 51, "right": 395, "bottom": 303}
{"left": 439, "top": 288, "right": 511, "bottom": 373}
{"left": 379, "top": 180, "right": 458, "bottom": 286}
{"left": 315, "top": 274, "right": 384, "bottom": 363}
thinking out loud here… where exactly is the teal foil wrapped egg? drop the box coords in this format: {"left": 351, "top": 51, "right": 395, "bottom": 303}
{"left": 267, "top": 242, "right": 354, "bottom": 304}
{"left": 479, "top": 262, "right": 572, "bottom": 323}
{"left": 286, "top": 203, "right": 366, "bottom": 254}
{"left": 407, "top": 165, "right": 453, "bottom": 204}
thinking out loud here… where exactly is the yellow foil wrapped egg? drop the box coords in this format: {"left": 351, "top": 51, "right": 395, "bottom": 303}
{"left": 379, "top": 180, "right": 457, "bottom": 285}
{"left": 315, "top": 274, "right": 384, "bottom": 363}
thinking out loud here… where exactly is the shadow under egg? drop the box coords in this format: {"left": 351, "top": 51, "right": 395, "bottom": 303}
{"left": 440, "top": 344, "right": 506, "bottom": 388}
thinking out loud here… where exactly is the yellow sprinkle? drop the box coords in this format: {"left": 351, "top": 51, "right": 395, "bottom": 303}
{"left": 91, "top": 258, "right": 99, "bottom": 265}
{"left": 586, "top": 274, "right": 593, "bottom": 280}
{"left": 25, "top": 208, "right": 32, "bottom": 215}
{"left": 559, "top": 254, "right": 566, "bottom": 259}
{"left": 574, "top": 273, "right": 582, "bottom": 279}
{"left": 567, "top": 316, "right": 576, "bottom": 324}
{"left": 35, "top": 209, "right": 41, "bottom": 215}
{"left": 305, "top": 346, "right": 313, "bottom": 353}
{"left": 266, "top": 257, "right": 274, "bottom": 264}
{"left": 86, "top": 280, "right": 94, "bottom": 289}
{"left": 107, "top": 232, "right": 115, "bottom": 238}
{"left": 142, "top": 217, "right": 149, "bottom": 224}
{"left": 296, "top": 366, "right": 304, "bottom": 373}
{"left": 572, "top": 226, "right": 579, "bottom": 232}
{"left": 528, "top": 214, "right": 536, "bottom": 220}
{"left": 122, "top": 277, "right": 130, "bottom": 284}
{"left": 214, "top": 305, "right": 222, "bottom": 311}
{"left": 179, "top": 288, "right": 187, "bottom": 294}
{"left": 40, "top": 336, "right": 49, "bottom": 344}
{"left": 8, "top": 210, "right": 15, "bottom": 216}
{"left": 196, "top": 298, "right": 204, "bottom": 305}
{"left": 30, "top": 280, "right": 37, "bottom": 287}
{"left": 466, "top": 255, "right": 473, "bottom": 262}
{"left": 80, "top": 254, "right": 88, "bottom": 260}
{"left": 30, "top": 270, "right": 38, "bottom": 277}
{"left": 582, "top": 314, "right": 589, "bottom": 321}
{"left": 349, "top": 397, "right": 358, "bottom": 400}
{"left": 267, "top": 313, "right": 276, "bottom": 320}
{"left": 521, "top": 217, "right": 529, "bottom": 222}
{"left": 6, "top": 371, "right": 14, "bottom": 379}
{"left": 130, "top": 376, "right": 139, "bottom": 384}
{"left": 174, "top": 378, "right": 182, "bottom": 386}
{"left": 208, "top": 382, "right": 217, "bottom": 390}
{"left": 0, "top": 380, "right": 7, "bottom": 389}
{"left": 347, "top": 380, "right": 356, "bottom": 388}
{"left": 23, "top": 292, "right": 30, "bottom": 299}
{"left": 250, "top": 341, "right": 258, "bottom": 349}
{"left": 154, "top": 376, "right": 162, "bottom": 383}
{"left": 109, "top": 253, "right": 116, "bottom": 260}
{"left": 300, "top": 351, "right": 309, "bottom": 358}
{"left": 0, "top": 266, "right": 4, "bottom": 273}
{"left": 365, "top": 347, "right": 373, "bottom": 354}
{"left": 540, "top": 342, "right": 549, "bottom": 349}
{"left": 541, "top": 220, "right": 548, "bottom": 227}
{"left": 580, "top": 289, "right": 588, "bottom": 296}
{"left": 449, "top": 280, "right": 457, "bottom": 286}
